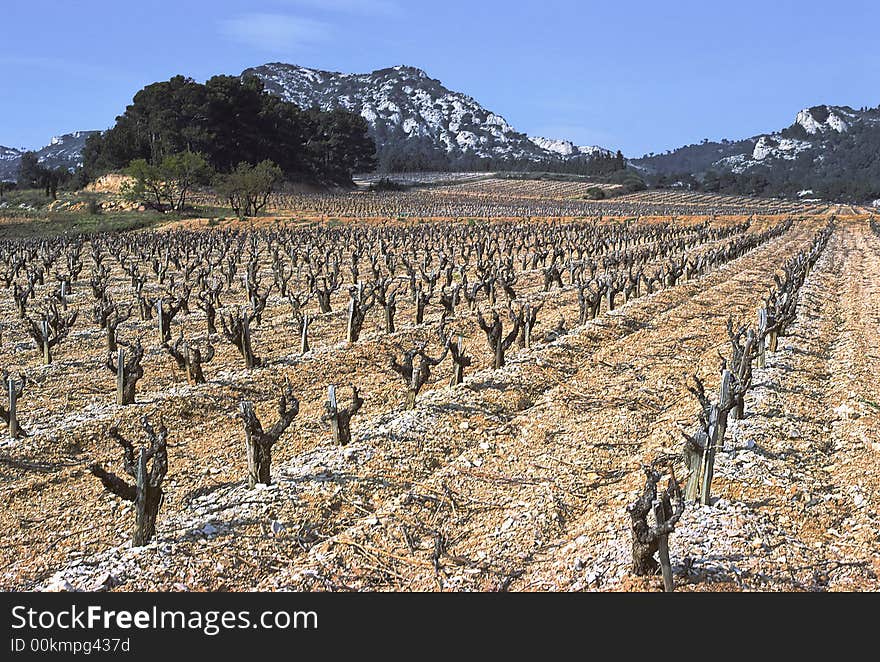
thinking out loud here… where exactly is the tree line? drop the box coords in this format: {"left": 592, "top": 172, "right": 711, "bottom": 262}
{"left": 375, "top": 137, "right": 629, "bottom": 176}
{"left": 8, "top": 74, "right": 378, "bottom": 214}
{"left": 15, "top": 152, "right": 75, "bottom": 200}
{"left": 640, "top": 107, "right": 880, "bottom": 203}
{"left": 82, "top": 74, "right": 376, "bottom": 187}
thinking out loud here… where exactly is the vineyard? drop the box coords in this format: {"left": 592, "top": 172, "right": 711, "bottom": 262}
{"left": 352, "top": 172, "right": 495, "bottom": 187}
{"left": 0, "top": 194, "right": 878, "bottom": 592}
{"left": 185, "top": 185, "right": 828, "bottom": 222}
{"left": 427, "top": 178, "right": 624, "bottom": 200}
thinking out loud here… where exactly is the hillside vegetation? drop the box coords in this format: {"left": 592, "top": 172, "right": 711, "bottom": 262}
{"left": 634, "top": 105, "right": 880, "bottom": 203}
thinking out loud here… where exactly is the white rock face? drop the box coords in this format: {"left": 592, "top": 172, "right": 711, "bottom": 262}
{"left": 714, "top": 153, "right": 749, "bottom": 173}
{"left": 529, "top": 136, "right": 611, "bottom": 158}
{"left": 35, "top": 132, "right": 96, "bottom": 168}
{"left": 0, "top": 146, "right": 21, "bottom": 161}
{"left": 0, "top": 131, "right": 99, "bottom": 181}
{"left": 637, "top": 103, "right": 878, "bottom": 200}
{"left": 243, "top": 63, "right": 611, "bottom": 163}
{"left": 577, "top": 144, "right": 612, "bottom": 157}
{"left": 796, "top": 109, "right": 823, "bottom": 134}
{"left": 827, "top": 113, "right": 849, "bottom": 133}
{"left": 752, "top": 136, "right": 811, "bottom": 161}
{"left": 795, "top": 106, "right": 850, "bottom": 135}
{"left": 530, "top": 136, "right": 576, "bottom": 156}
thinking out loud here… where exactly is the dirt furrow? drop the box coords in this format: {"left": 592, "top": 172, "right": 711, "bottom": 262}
{"left": 537, "top": 218, "right": 878, "bottom": 592}
{"left": 0, "top": 220, "right": 796, "bottom": 590}
{"left": 257, "top": 221, "right": 823, "bottom": 591}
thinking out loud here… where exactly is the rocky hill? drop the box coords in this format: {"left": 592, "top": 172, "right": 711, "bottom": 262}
{"left": 0, "top": 146, "right": 20, "bottom": 181}
{"left": 242, "top": 63, "right": 612, "bottom": 172}
{"left": 0, "top": 131, "right": 99, "bottom": 182}
{"left": 632, "top": 105, "right": 880, "bottom": 201}
{"left": 3, "top": 66, "right": 618, "bottom": 179}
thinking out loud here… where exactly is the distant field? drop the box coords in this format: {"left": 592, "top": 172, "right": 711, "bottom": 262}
{"left": 259, "top": 187, "right": 828, "bottom": 221}
{"left": 429, "top": 177, "right": 623, "bottom": 200}
{"left": 0, "top": 183, "right": 833, "bottom": 239}
{"left": 352, "top": 171, "right": 496, "bottom": 187}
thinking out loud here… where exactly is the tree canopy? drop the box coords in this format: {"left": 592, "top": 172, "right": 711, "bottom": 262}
{"left": 84, "top": 75, "right": 376, "bottom": 185}
{"left": 17, "top": 152, "right": 72, "bottom": 199}
{"left": 121, "top": 152, "right": 213, "bottom": 211}
{"left": 215, "top": 160, "right": 283, "bottom": 218}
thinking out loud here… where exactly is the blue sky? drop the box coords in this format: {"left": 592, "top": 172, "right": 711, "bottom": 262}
{"left": 2, "top": 0, "right": 878, "bottom": 157}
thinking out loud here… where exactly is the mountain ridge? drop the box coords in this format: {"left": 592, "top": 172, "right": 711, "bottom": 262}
{"left": 241, "top": 62, "right": 613, "bottom": 171}
{"left": 3, "top": 66, "right": 877, "bottom": 202}
{"left": 0, "top": 131, "right": 99, "bottom": 182}
{"left": 631, "top": 104, "right": 880, "bottom": 201}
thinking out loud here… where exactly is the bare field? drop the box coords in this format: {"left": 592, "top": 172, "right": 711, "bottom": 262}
{"left": 182, "top": 183, "right": 830, "bottom": 221}
{"left": 0, "top": 189, "right": 877, "bottom": 593}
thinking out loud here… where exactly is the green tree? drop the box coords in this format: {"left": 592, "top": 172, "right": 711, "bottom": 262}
{"left": 622, "top": 174, "right": 647, "bottom": 193}
{"left": 702, "top": 170, "right": 721, "bottom": 193}
{"left": 303, "top": 108, "right": 377, "bottom": 181}
{"left": 17, "top": 152, "right": 43, "bottom": 188}
{"left": 85, "top": 74, "right": 375, "bottom": 186}
{"left": 161, "top": 151, "right": 213, "bottom": 210}
{"left": 122, "top": 159, "right": 166, "bottom": 210}
{"left": 122, "top": 151, "right": 212, "bottom": 211}
{"left": 215, "top": 160, "right": 283, "bottom": 217}
{"left": 69, "top": 166, "right": 90, "bottom": 190}
{"left": 44, "top": 167, "right": 70, "bottom": 200}
{"left": 17, "top": 153, "right": 71, "bottom": 198}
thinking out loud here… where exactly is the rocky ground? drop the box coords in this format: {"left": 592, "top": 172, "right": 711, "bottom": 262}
{"left": 0, "top": 209, "right": 877, "bottom": 592}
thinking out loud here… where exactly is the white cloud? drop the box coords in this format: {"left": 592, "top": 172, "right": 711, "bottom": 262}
{"left": 219, "top": 13, "right": 331, "bottom": 52}
{"left": 281, "top": 0, "right": 399, "bottom": 16}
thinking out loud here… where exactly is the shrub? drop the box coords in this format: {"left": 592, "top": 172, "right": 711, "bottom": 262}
{"left": 214, "top": 160, "right": 283, "bottom": 218}
{"left": 122, "top": 152, "right": 213, "bottom": 212}
{"left": 368, "top": 178, "right": 408, "bottom": 192}
{"left": 622, "top": 176, "right": 647, "bottom": 193}
{"left": 85, "top": 195, "right": 102, "bottom": 215}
